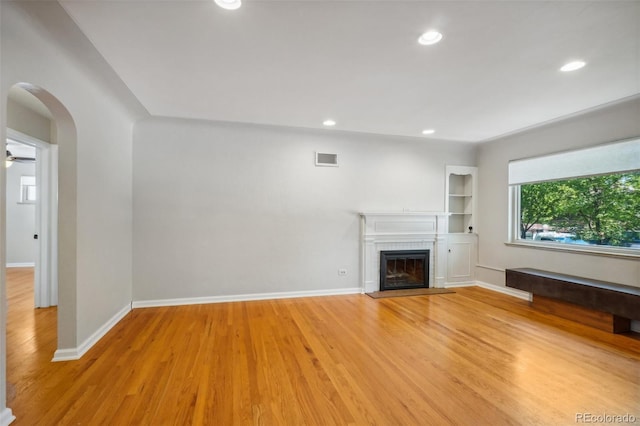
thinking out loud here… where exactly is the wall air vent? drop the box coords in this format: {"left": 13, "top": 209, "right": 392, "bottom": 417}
{"left": 315, "top": 152, "right": 339, "bottom": 167}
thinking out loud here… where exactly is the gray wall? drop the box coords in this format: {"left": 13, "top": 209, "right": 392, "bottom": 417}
{"left": 2, "top": 0, "right": 146, "bottom": 360}
{"left": 132, "top": 117, "right": 476, "bottom": 301}
{"left": 6, "top": 98, "right": 51, "bottom": 143}
{"left": 5, "top": 162, "right": 36, "bottom": 266}
{"left": 476, "top": 97, "right": 640, "bottom": 288}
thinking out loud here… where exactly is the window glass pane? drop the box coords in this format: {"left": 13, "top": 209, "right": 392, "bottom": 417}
{"left": 519, "top": 171, "right": 640, "bottom": 249}
{"left": 20, "top": 175, "right": 36, "bottom": 203}
{"left": 26, "top": 185, "right": 37, "bottom": 201}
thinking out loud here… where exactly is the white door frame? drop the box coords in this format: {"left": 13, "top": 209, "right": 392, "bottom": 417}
{"left": 7, "top": 128, "right": 58, "bottom": 307}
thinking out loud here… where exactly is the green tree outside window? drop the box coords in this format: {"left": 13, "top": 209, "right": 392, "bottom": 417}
{"left": 520, "top": 172, "right": 640, "bottom": 247}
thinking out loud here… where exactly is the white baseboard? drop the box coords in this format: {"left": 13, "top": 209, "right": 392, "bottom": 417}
{"left": 474, "top": 280, "right": 532, "bottom": 301}
{"left": 52, "top": 303, "right": 131, "bottom": 362}
{"left": 52, "top": 347, "right": 81, "bottom": 362}
{"left": 132, "top": 287, "right": 362, "bottom": 309}
{"left": 6, "top": 263, "right": 34, "bottom": 268}
{"left": 444, "top": 280, "right": 532, "bottom": 301}
{"left": 443, "top": 281, "right": 476, "bottom": 289}
{"left": 0, "top": 408, "right": 15, "bottom": 426}
{"left": 632, "top": 320, "right": 640, "bottom": 333}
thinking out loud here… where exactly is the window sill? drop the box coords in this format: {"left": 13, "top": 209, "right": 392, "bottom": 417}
{"left": 504, "top": 240, "right": 640, "bottom": 260}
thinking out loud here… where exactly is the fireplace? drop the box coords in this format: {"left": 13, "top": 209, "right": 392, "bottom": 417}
{"left": 359, "top": 212, "right": 447, "bottom": 293}
{"left": 379, "top": 250, "right": 429, "bottom": 291}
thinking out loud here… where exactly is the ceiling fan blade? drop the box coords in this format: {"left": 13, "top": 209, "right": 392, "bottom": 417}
{"left": 10, "top": 156, "right": 36, "bottom": 163}
{"left": 6, "top": 148, "right": 36, "bottom": 163}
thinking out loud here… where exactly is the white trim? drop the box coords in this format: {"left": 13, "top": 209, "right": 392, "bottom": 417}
{"left": 443, "top": 281, "right": 476, "bottom": 288}
{"left": 132, "top": 287, "right": 362, "bottom": 309}
{"left": 6, "top": 128, "right": 45, "bottom": 148}
{"left": 0, "top": 408, "right": 15, "bottom": 426}
{"left": 475, "top": 280, "right": 532, "bottom": 301}
{"left": 631, "top": 320, "right": 640, "bottom": 333}
{"left": 52, "top": 304, "right": 131, "bottom": 362}
{"left": 49, "top": 145, "right": 59, "bottom": 306}
{"left": 34, "top": 141, "right": 47, "bottom": 307}
{"left": 476, "top": 264, "right": 505, "bottom": 273}
{"left": 505, "top": 241, "right": 640, "bottom": 260}
{"left": 6, "top": 263, "right": 34, "bottom": 268}
{"left": 50, "top": 348, "right": 79, "bottom": 363}
{"left": 359, "top": 211, "right": 448, "bottom": 216}
{"left": 446, "top": 280, "right": 533, "bottom": 300}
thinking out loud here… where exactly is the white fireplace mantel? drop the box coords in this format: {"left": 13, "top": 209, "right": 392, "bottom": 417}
{"left": 359, "top": 212, "right": 449, "bottom": 293}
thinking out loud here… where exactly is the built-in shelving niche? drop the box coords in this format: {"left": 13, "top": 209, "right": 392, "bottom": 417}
{"left": 445, "top": 166, "right": 477, "bottom": 233}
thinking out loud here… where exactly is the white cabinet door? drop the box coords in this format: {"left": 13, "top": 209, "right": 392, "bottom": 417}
{"left": 447, "top": 234, "right": 476, "bottom": 284}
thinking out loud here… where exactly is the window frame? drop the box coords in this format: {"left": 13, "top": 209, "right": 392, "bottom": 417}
{"left": 507, "top": 138, "right": 640, "bottom": 259}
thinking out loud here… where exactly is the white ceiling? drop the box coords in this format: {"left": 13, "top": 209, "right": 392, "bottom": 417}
{"left": 59, "top": 0, "right": 640, "bottom": 143}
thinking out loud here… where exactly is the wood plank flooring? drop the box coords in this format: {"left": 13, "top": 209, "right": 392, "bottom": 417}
{"left": 6, "top": 268, "right": 640, "bottom": 425}
{"left": 5, "top": 267, "right": 57, "bottom": 408}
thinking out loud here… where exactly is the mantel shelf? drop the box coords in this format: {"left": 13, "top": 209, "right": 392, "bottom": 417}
{"left": 359, "top": 211, "right": 448, "bottom": 217}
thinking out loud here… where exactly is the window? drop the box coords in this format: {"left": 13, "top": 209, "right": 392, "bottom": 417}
{"left": 509, "top": 138, "right": 640, "bottom": 255}
{"left": 20, "top": 175, "right": 36, "bottom": 203}
{"left": 519, "top": 172, "right": 639, "bottom": 247}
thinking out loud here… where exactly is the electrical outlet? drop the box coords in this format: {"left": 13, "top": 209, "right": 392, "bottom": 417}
{"left": 338, "top": 268, "right": 347, "bottom": 276}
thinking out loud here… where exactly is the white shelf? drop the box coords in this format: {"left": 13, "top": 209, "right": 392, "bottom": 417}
{"left": 445, "top": 166, "right": 477, "bottom": 233}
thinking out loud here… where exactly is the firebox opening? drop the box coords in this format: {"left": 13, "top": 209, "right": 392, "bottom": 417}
{"left": 379, "top": 250, "right": 429, "bottom": 291}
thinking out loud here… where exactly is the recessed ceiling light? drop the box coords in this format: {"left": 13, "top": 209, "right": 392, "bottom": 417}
{"left": 323, "top": 119, "right": 337, "bottom": 127}
{"left": 215, "top": 0, "right": 241, "bottom": 10}
{"left": 560, "top": 60, "right": 586, "bottom": 72}
{"left": 418, "top": 31, "right": 443, "bottom": 46}
{"left": 421, "top": 129, "right": 435, "bottom": 135}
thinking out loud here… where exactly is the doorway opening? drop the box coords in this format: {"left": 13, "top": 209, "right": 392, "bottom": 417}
{"left": 4, "top": 83, "right": 72, "bottom": 416}
{"left": 6, "top": 129, "right": 58, "bottom": 308}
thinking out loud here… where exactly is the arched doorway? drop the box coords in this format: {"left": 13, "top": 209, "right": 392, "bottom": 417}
{"left": 7, "top": 83, "right": 78, "bottom": 355}
{"left": 2, "top": 82, "right": 78, "bottom": 422}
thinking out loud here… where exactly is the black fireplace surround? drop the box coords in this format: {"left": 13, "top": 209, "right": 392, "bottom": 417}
{"left": 379, "top": 249, "right": 430, "bottom": 291}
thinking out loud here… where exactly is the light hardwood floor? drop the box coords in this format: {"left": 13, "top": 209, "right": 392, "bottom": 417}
{"left": 6, "top": 267, "right": 640, "bottom": 425}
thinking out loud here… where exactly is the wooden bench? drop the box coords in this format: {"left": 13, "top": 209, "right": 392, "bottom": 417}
{"left": 506, "top": 268, "right": 640, "bottom": 333}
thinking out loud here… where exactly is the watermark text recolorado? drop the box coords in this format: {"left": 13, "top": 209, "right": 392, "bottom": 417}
{"left": 576, "top": 413, "right": 637, "bottom": 423}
